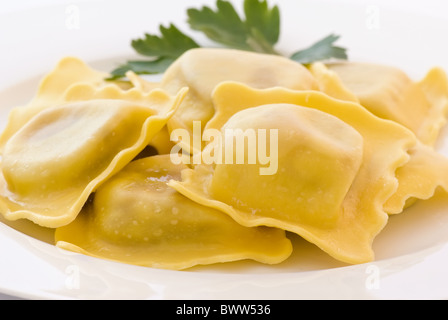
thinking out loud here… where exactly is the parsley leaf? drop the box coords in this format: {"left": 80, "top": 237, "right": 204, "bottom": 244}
{"left": 187, "top": 0, "right": 280, "bottom": 54}
{"left": 108, "top": 0, "right": 349, "bottom": 80}
{"left": 131, "top": 24, "right": 200, "bottom": 59}
{"left": 109, "top": 24, "right": 199, "bottom": 79}
{"left": 290, "top": 34, "right": 348, "bottom": 65}
{"left": 107, "top": 58, "right": 175, "bottom": 80}
{"left": 244, "top": 0, "right": 280, "bottom": 47}
{"left": 187, "top": 0, "right": 251, "bottom": 51}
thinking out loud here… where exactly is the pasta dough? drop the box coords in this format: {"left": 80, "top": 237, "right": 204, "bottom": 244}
{"left": 0, "top": 89, "right": 187, "bottom": 228}
{"left": 169, "top": 82, "right": 417, "bottom": 264}
{"left": 308, "top": 62, "right": 448, "bottom": 215}
{"left": 384, "top": 141, "right": 448, "bottom": 214}
{"left": 308, "top": 62, "right": 359, "bottom": 103}
{"left": 55, "top": 155, "right": 292, "bottom": 270}
{"left": 325, "top": 62, "right": 448, "bottom": 146}
{"left": 1, "top": 50, "right": 446, "bottom": 270}
{"left": 63, "top": 82, "right": 176, "bottom": 155}
{"left": 0, "top": 57, "right": 108, "bottom": 153}
{"left": 161, "top": 48, "right": 319, "bottom": 154}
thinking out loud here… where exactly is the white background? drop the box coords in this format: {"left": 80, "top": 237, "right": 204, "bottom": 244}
{"left": 1, "top": 0, "right": 448, "bottom": 87}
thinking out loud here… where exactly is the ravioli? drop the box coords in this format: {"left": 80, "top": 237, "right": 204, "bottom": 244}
{"left": 325, "top": 62, "right": 448, "bottom": 146}
{"left": 169, "top": 82, "right": 417, "bottom": 264}
{"left": 0, "top": 57, "right": 108, "bottom": 153}
{"left": 308, "top": 62, "right": 359, "bottom": 103}
{"left": 161, "top": 48, "right": 319, "bottom": 154}
{"left": 384, "top": 141, "right": 448, "bottom": 214}
{"left": 308, "top": 62, "right": 448, "bottom": 214}
{"left": 55, "top": 155, "right": 292, "bottom": 270}
{"left": 63, "top": 83, "right": 175, "bottom": 155}
{"left": 0, "top": 88, "right": 187, "bottom": 228}
{"left": 1, "top": 51, "right": 446, "bottom": 271}
{"left": 126, "top": 71, "right": 160, "bottom": 93}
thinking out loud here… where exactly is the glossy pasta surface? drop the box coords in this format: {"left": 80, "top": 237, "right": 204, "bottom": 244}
{"left": 1, "top": 48, "right": 448, "bottom": 270}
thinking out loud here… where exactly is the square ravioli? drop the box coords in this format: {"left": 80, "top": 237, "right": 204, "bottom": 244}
{"left": 169, "top": 82, "right": 417, "bottom": 264}
{"left": 0, "top": 89, "right": 187, "bottom": 228}
{"left": 55, "top": 155, "right": 292, "bottom": 270}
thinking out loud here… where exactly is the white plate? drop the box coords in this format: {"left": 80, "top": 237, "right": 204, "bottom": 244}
{"left": 1, "top": 0, "right": 448, "bottom": 300}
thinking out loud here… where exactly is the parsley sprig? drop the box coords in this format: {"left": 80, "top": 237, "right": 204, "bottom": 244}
{"left": 108, "top": 24, "right": 200, "bottom": 80}
{"left": 187, "top": 0, "right": 280, "bottom": 54}
{"left": 108, "top": 0, "right": 348, "bottom": 80}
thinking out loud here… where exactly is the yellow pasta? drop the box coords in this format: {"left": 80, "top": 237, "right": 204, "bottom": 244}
{"left": 0, "top": 57, "right": 108, "bottom": 153}
{"left": 308, "top": 62, "right": 448, "bottom": 215}
{"left": 63, "top": 82, "right": 176, "bottom": 155}
{"left": 169, "top": 82, "right": 416, "bottom": 264}
{"left": 324, "top": 62, "right": 448, "bottom": 146}
{"left": 55, "top": 155, "right": 292, "bottom": 270}
{"left": 1, "top": 48, "right": 447, "bottom": 270}
{"left": 0, "top": 89, "right": 187, "bottom": 228}
{"left": 384, "top": 141, "right": 448, "bottom": 214}
{"left": 161, "top": 48, "right": 319, "bottom": 154}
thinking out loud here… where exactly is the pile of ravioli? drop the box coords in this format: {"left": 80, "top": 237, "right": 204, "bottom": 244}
{"left": 1, "top": 48, "right": 448, "bottom": 270}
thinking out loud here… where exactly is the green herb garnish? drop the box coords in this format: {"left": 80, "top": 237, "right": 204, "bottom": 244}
{"left": 108, "top": 24, "right": 199, "bottom": 80}
{"left": 187, "top": 0, "right": 280, "bottom": 54}
{"left": 109, "top": 0, "right": 348, "bottom": 80}
{"left": 290, "top": 34, "right": 348, "bottom": 65}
